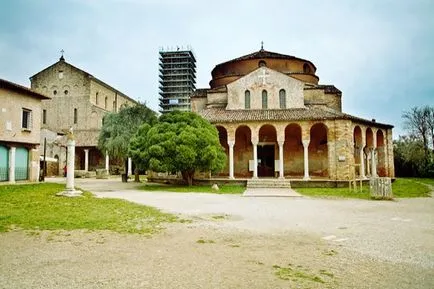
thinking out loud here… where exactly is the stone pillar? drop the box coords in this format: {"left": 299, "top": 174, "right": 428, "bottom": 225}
{"left": 128, "top": 157, "right": 132, "bottom": 176}
{"left": 105, "top": 151, "right": 109, "bottom": 172}
{"left": 371, "top": 148, "right": 377, "bottom": 177}
{"left": 252, "top": 140, "right": 258, "bottom": 179}
{"left": 302, "top": 140, "right": 310, "bottom": 180}
{"left": 8, "top": 146, "right": 16, "bottom": 184}
{"left": 359, "top": 146, "right": 366, "bottom": 179}
{"left": 84, "top": 149, "right": 89, "bottom": 171}
{"left": 278, "top": 141, "right": 284, "bottom": 179}
{"left": 228, "top": 140, "right": 235, "bottom": 179}
{"left": 58, "top": 136, "right": 82, "bottom": 197}
{"left": 366, "top": 151, "right": 371, "bottom": 176}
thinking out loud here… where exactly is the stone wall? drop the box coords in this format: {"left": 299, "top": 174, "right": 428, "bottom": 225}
{"left": 0, "top": 87, "right": 42, "bottom": 145}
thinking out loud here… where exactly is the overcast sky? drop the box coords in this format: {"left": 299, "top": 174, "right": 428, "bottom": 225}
{"left": 1, "top": 0, "right": 433, "bottom": 137}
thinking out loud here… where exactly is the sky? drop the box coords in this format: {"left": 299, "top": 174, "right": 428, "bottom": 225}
{"left": 1, "top": 0, "right": 433, "bottom": 137}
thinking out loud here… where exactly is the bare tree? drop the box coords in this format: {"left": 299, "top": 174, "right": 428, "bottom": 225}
{"left": 426, "top": 106, "right": 434, "bottom": 151}
{"left": 402, "top": 106, "right": 430, "bottom": 159}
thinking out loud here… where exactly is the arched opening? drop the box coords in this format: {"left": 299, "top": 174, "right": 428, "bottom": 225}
{"left": 245, "top": 90, "right": 251, "bottom": 109}
{"left": 309, "top": 123, "right": 328, "bottom": 177}
{"left": 353, "top": 126, "right": 363, "bottom": 176}
{"left": 284, "top": 124, "right": 303, "bottom": 177}
{"left": 279, "top": 89, "right": 286, "bottom": 109}
{"left": 376, "top": 130, "right": 386, "bottom": 176}
{"left": 262, "top": 90, "right": 268, "bottom": 109}
{"left": 258, "top": 124, "right": 277, "bottom": 177}
{"left": 258, "top": 60, "right": 267, "bottom": 67}
{"left": 216, "top": 126, "right": 229, "bottom": 176}
{"left": 234, "top": 126, "right": 252, "bottom": 177}
{"left": 365, "top": 128, "right": 374, "bottom": 176}
{"left": 303, "top": 63, "right": 311, "bottom": 73}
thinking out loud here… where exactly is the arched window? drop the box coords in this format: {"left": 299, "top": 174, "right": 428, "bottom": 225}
{"left": 262, "top": 90, "right": 268, "bottom": 109}
{"left": 258, "top": 60, "right": 267, "bottom": 67}
{"left": 73, "top": 108, "right": 77, "bottom": 124}
{"left": 245, "top": 90, "right": 251, "bottom": 109}
{"left": 279, "top": 89, "right": 286, "bottom": 109}
{"left": 96, "top": 92, "right": 99, "bottom": 104}
{"left": 303, "top": 63, "right": 311, "bottom": 73}
{"left": 105, "top": 97, "right": 108, "bottom": 109}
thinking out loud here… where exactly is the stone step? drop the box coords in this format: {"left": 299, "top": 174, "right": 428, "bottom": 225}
{"left": 246, "top": 178, "right": 291, "bottom": 188}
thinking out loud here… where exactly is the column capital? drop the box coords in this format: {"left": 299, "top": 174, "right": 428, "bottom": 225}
{"left": 302, "top": 139, "right": 310, "bottom": 147}
{"left": 251, "top": 139, "right": 259, "bottom": 146}
{"left": 228, "top": 140, "right": 235, "bottom": 147}
{"left": 277, "top": 140, "right": 284, "bottom": 146}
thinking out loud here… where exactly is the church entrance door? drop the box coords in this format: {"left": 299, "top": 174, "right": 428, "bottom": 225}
{"left": 258, "top": 145, "right": 275, "bottom": 177}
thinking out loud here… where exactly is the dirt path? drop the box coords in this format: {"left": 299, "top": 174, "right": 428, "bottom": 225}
{"left": 1, "top": 223, "right": 433, "bottom": 289}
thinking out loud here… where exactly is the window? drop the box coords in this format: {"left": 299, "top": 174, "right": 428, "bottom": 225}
{"left": 74, "top": 108, "right": 77, "bottom": 124}
{"left": 53, "top": 90, "right": 57, "bottom": 96}
{"left": 58, "top": 70, "right": 64, "bottom": 79}
{"left": 104, "top": 97, "right": 108, "bottom": 109}
{"left": 279, "top": 89, "right": 286, "bottom": 109}
{"left": 303, "top": 63, "right": 311, "bottom": 73}
{"left": 258, "top": 60, "right": 267, "bottom": 67}
{"left": 64, "top": 90, "right": 68, "bottom": 95}
{"left": 96, "top": 92, "right": 99, "bottom": 104}
{"left": 42, "top": 109, "right": 47, "bottom": 124}
{"left": 22, "top": 108, "right": 32, "bottom": 130}
{"left": 245, "top": 90, "right": 251, "bottom": 109}
{"left": 262, "top": 90, "right": 268, "bottom": 109}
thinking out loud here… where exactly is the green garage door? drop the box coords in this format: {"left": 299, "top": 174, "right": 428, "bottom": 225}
{"left": 15, "top": 147, "right": 28, "bottom": 181}
{"left": 0, "top": 145, "right": 8, "bottom": 181}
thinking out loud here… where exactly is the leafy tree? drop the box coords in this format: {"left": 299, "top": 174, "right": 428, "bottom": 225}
{"left": 98, "top": 103, "right": 157, "bottom": 177}
{"left": 129, "top": 111, "right": 226, "bottom": 185}
{"left": 394, "top": 136, "right": 427, "bottom": 177}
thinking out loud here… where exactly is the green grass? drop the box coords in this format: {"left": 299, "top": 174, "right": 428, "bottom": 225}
{"left": 295, "top": 178, "right": 432, "bottom": 199}
{"left": 273, "top": 264, "right": 326, "bottom": 284}
{"left": 139, "top": 183, "right": 245, "bottom": 194}
{"left": 0, "top": 183, "right": 177, "bottom": 234}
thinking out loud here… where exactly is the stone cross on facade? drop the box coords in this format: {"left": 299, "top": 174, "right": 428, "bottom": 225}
{"left": 258, "top": 69, "right": 270, "bottom": 85}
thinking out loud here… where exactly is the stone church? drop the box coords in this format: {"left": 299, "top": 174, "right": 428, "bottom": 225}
{"left": 192, "top": 47, "right": 394, "bottom": 183}
{"left": 30, "top": 55, "right": 137, "bottom": 175}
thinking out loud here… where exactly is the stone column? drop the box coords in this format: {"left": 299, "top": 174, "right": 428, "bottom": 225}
{"left": 366, "top": 151, "right": 371, "bottom": 176}
{"left": 105, "top": 151, "right": 109, "bottom": 172}
{"left": 228, "top": 140, "right": 235, "bottom": 179}
{"left": 84, "top": 149, "right": 89, "bottom": 171}
{"left": 8, "top": 146, "right": 16, "bottom": 184}
{"left": 252, "top": 140, "right": 258, "bottom": 179}
{"left": 371, "top": 148, "right": 377, "bottom": 177}
{"left": 128, "top": 157, "right": 132, "bottom": 176}
{"left": 302, "top": 140, "right": 310, "bottom": 180}
{"left": 278, "top": 141, "right": 284, "bottom": 179}
{"left": 58, "top": 135, "right": 82, "bottom": 197}
{"left": 359, "top": 146, "right": 366, "bottom": 179}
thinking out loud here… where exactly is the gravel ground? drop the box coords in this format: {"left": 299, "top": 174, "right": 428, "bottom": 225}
{"left": 1, "top": 178, "right": 433, "bottom": 288}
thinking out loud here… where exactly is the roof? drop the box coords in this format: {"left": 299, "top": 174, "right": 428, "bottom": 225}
{"left": 0, "top": 78, "right": 50, "bottom": 100}
{"left": 214, "top": 49, "right": 317, "bottom": 71}
{"left": 199, "top": 107, "right": 393, "bottom": 128}
{"left": 30, "top": 58, "right": 137, "bottom": 104}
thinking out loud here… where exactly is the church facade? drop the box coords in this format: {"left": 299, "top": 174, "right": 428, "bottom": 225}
{"left": 192, "top": 48, "right": 394, "bottom": 182}
{"left": 30, "top": 55, "right": 137, "bottom": 175}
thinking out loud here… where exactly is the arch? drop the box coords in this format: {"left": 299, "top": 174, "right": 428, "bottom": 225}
{"left": 258, "top": 124, "right": 277, "bottom": 177}
{"left": 366, "top": 128, "right": 374, "bottom": 148}
{"left": 309, "top": 123, "right": 328, "bottom": 177}
{"left": 234, "top": 125, "right": 253, "bottom": 177}
{"left": 245, "top": 90, "right": 251, "bottom": 109}
{"left": 74, "top": 108, "right": 78, "bottom": 124}
{"left": 279, "top": 89, "right": 286, "bottom": 109}
{"left": 303, "top": 63, "right": 311, "bottom": 73}
{"left": 353, "top": 126, "right": 363, "bottom": 177}
{"left": 284, "top": 123, "right": 303, "bottom": 176}
{"left": 105, "top": 96, "right": 108, "bottom": 109}
{"left": 96, "top": 92, "right": 99, "bottom": 105}
{"left": 376, "top": 129, "right": 386, "bottom": 176}
{"left": 216, "top": 126, "right": 229, "bottom": 176}
{"left": 258, "top": 60, "right": 267, "bottom": 67}
{"left": 262, "top": 90, "right": 268, "bottom": 109}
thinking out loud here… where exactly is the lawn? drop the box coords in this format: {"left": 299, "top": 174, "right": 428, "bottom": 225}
{"left": 139, "top": 183, "right": 245, "bottom": 194}
{"left": 0, "top": 183, "right": 177, "bottom": 233}
{"left": 295, "top": 178, "right": 432, "bottom": 200}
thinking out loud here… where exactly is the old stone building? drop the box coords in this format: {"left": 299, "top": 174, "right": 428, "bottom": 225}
{"left": 30, "top": 55, "right": 137, "bottom": 175}
{"left": 192, "top": 47, "right": 394, "bottom": 183}
{"left": 0, "top": 78, "right": 50, "bottom": 182}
